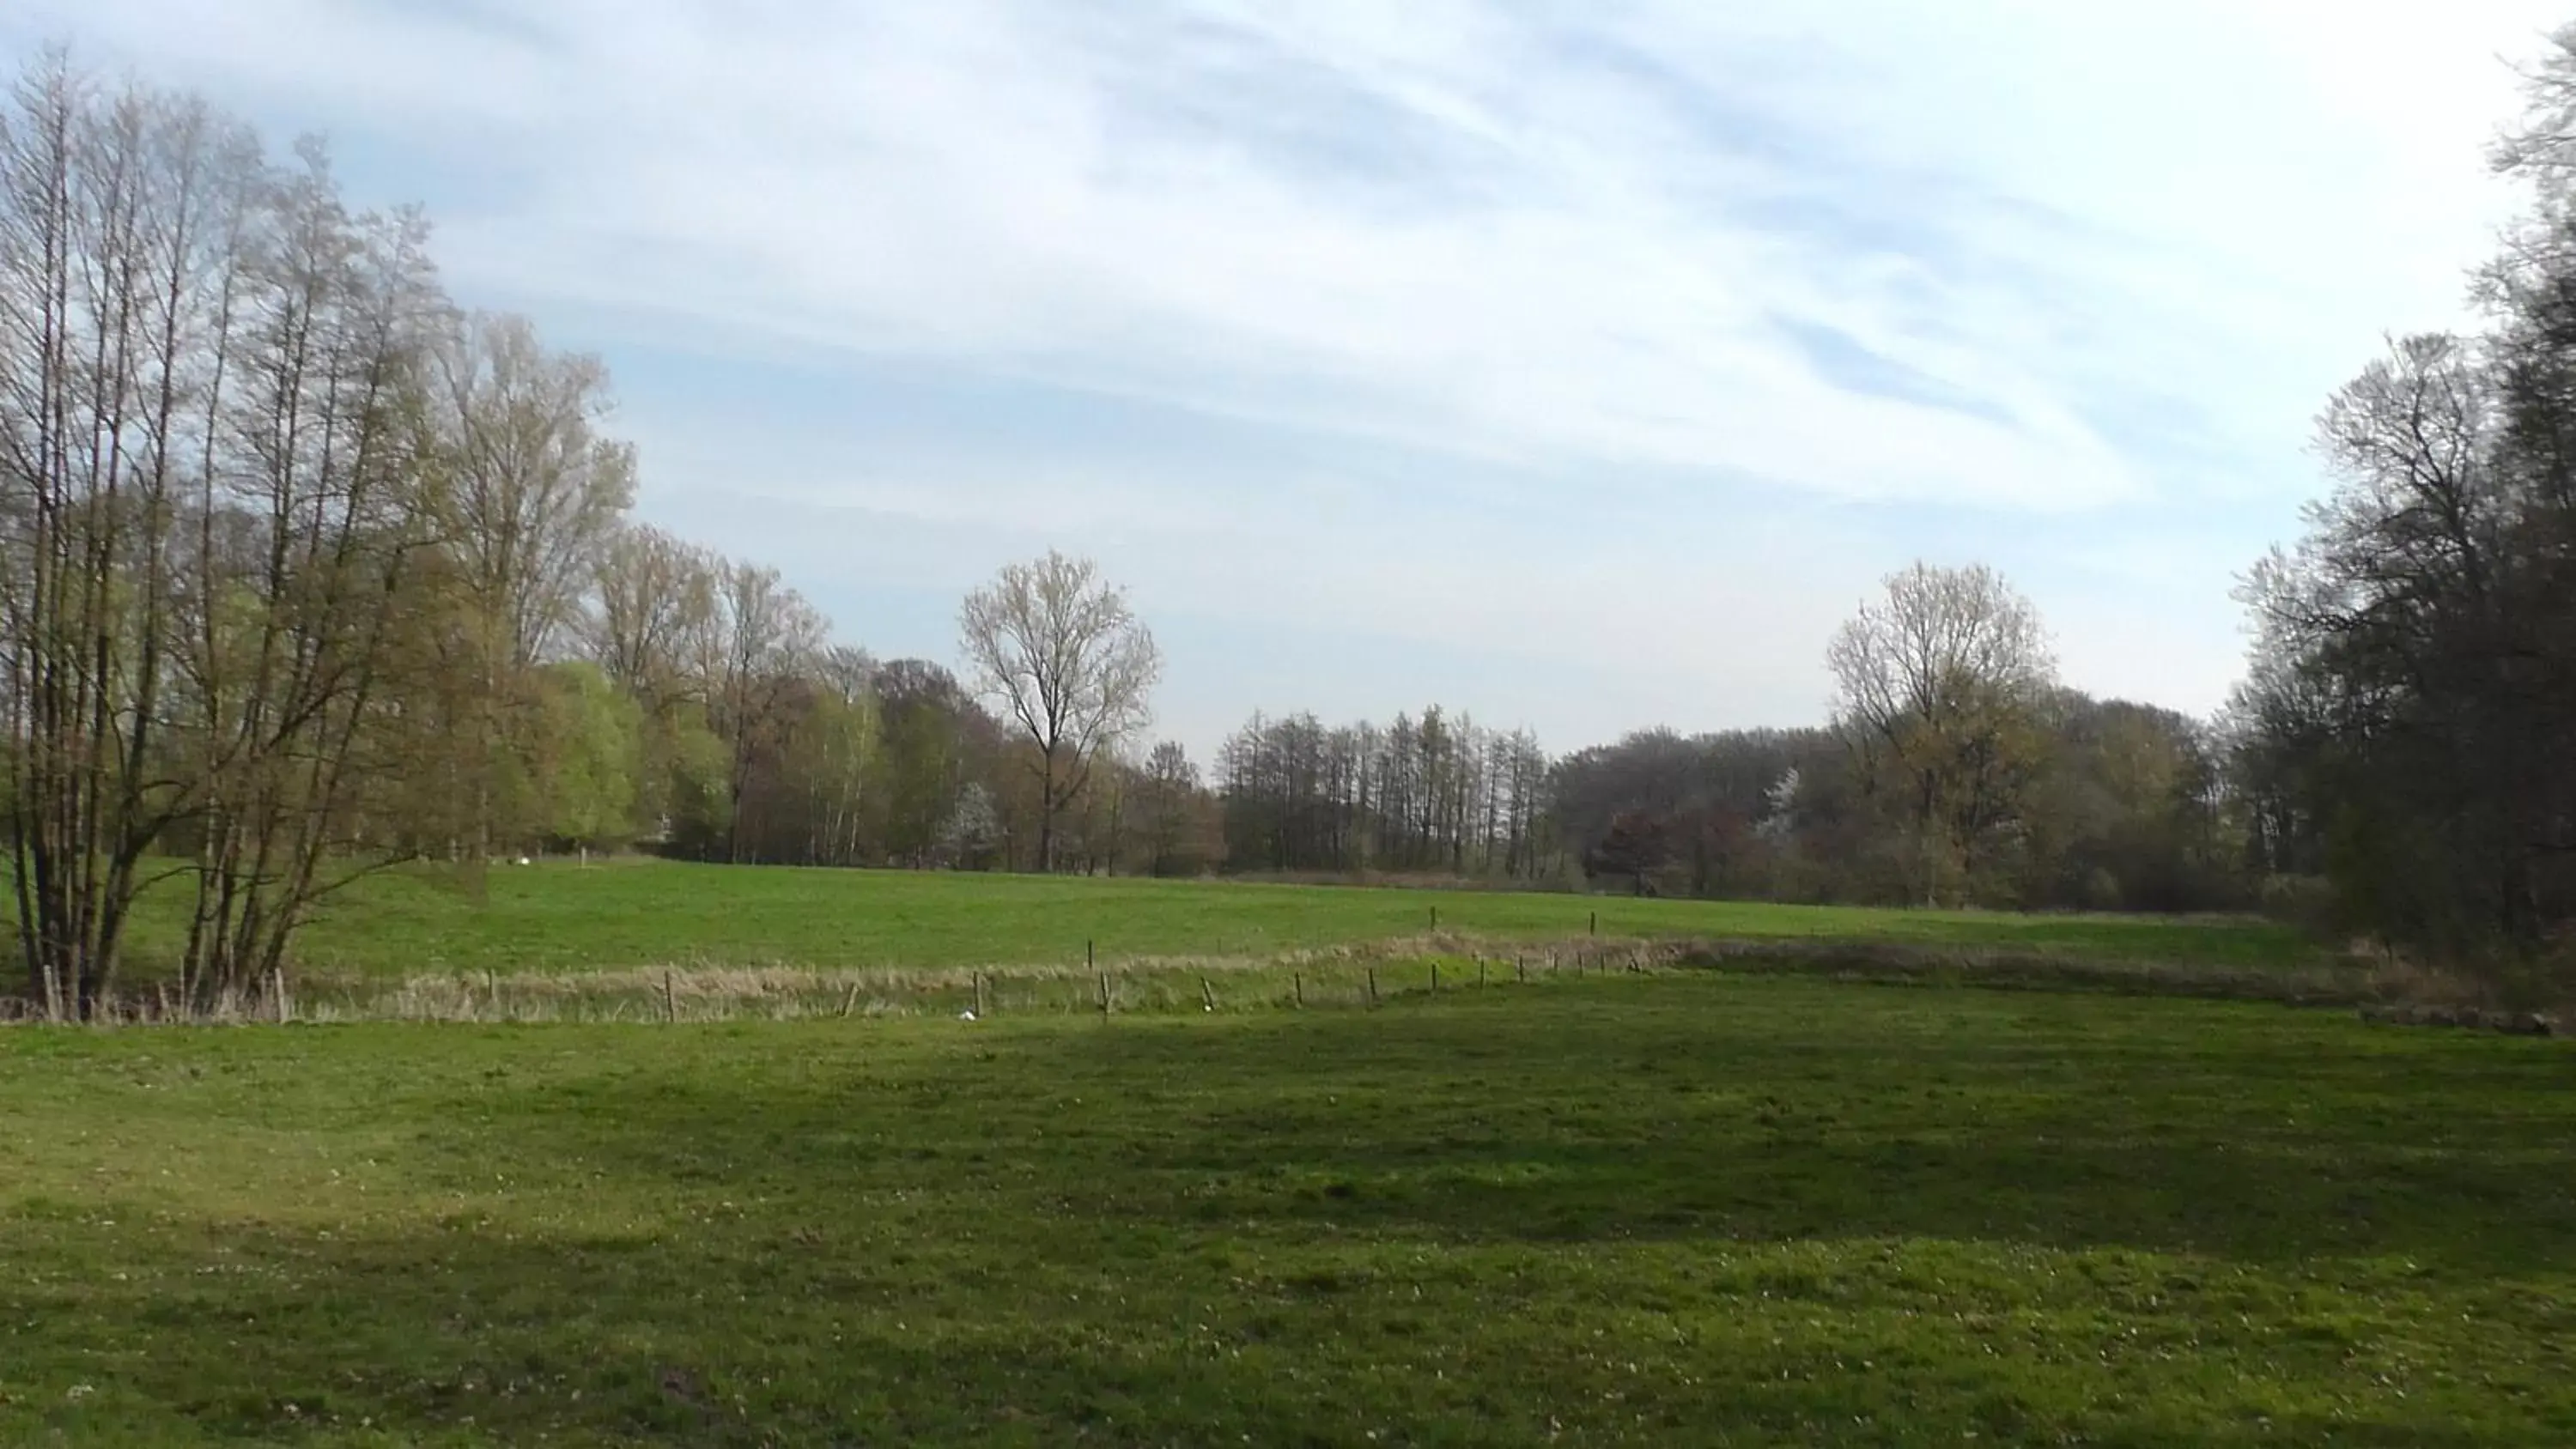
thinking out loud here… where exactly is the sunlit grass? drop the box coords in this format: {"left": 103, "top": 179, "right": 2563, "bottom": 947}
{"left": 52, "top": 857, "right": 2320, "bottom": 981}
{"left": 1, "top": 974, "right": 2569, "bottom": 1444}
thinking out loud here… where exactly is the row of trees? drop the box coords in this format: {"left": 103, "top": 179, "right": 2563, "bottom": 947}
{"left": 1543, "top": 566, "right": 2237, "bottom": 913}
{"left": 18, "top": 34, "right": 2576, "bottom": 1015}
{"left": 1, "top": 58, "right": 474, "bottom": 1017}
{"left": 1215, "top": 708, "right": 1554, "bottom": 880}
{"left": 1205, "top": 558, "right": 2239, "bottom": 917}
{"left": 0, "top": 32, "right": 2329, "bottom": 1031}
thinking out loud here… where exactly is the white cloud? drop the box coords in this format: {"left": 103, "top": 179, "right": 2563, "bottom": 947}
{"left": 7, "top": 0, "right": 2165, "bottom": 505}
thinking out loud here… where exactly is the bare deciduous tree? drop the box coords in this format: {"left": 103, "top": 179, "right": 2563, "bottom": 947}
{"left": 0, "top": 58, "right": 440, "bottom": 1015}
{"left": 1828, "top": 561, "right": 2055, "bottom": 906}
{"left": 958, "top": 550, "right": 1160, "bottom": 874}
{"left": 708, "top": 560, "right": 824, "bottom": 863}
{"left": 587, "top": 523, "right": 719, "bottom": 715}
{"left": 2236, "top": 330, "right": 2568, "bottom": 947}
{"left": 176, "top": 142, "right": 446, "bottom": 1007}
{"left": 431, "top": 312, "right": 635, "bottom": 670}
{"left": 0, "top": 59, "right": 233, "bottom": 1016}
{"left": 422, "top": 312, "right": 635, "bottom": 855}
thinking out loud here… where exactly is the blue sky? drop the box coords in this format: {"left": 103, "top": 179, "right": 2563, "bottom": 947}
{"left": 3, "top": 0, "right": 2560, "bottom": 761}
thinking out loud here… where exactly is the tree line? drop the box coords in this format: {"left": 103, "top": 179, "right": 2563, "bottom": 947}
{"left": 11, "top": 37, "right": 2576, "bottom": 1017}
{"left": 1209, "top": 28, "right": 2576, "bottom": 989}
{"left": 0, "top": 57, "right": 1199, "bottom": 1016}
{"left": 1215, "top": 708, "right": 1553, "bottom": 880}
{"left": 1227, "top": 563, "right": 2232, "bottom": 915}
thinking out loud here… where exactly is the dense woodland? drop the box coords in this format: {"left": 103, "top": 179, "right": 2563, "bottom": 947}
{"left": 5, "top": 40, "right": 2575, "bottom": 1017}
{"left": 2229, "top": 49, "right": 2576, "bottom": 965}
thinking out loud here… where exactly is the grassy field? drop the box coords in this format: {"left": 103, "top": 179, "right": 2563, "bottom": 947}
{"left": 64, "top": 858, "right": 2318, "bottom": 982}
{"left": 3, "top": 973, "right": 2572, "bottom": 1445}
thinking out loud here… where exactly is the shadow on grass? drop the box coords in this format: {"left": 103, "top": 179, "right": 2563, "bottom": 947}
{"left": 15, "top": 1215, "right": 2547, "bottom": 1449}
{"left": 501, "top": 982, "right": 2576, "bottom": 1278}
{"left": 9, "top": 977, "right": 2575, "bottom": 1446}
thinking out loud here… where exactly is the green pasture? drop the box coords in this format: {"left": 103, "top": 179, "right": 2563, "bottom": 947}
{"left": 3, "top": 973, "right": 2570, "bottom": 1444}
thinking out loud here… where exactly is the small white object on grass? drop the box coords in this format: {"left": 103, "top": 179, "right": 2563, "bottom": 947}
{"left": 958, "top": 1009, "right": 977, "bottom": 1022}
{"left": 515, "top": 855, "right": 532, "bottom": 867}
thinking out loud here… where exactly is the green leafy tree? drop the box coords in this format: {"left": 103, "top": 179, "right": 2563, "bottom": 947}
{"left": 660, "top": 718, "right": 738, "bottom": 859}
{"left": 534, "top": 663, "right": 644, "bottom": 855}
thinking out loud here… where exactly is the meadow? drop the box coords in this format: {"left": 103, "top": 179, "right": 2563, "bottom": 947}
{"left": 3, "top": 973, "right": 2572, "bottom": 1446}
{"left": 67, "top": 858, "right": 2319, "bottom": 984}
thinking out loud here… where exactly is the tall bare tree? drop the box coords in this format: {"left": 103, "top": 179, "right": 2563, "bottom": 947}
{"left": 706, "top": 560, "right": 823, "bottom": 862}
{"left": 422, "top": 311, "right": 634, "bottom": 855}
{"left": 587, "top": 522, "right": 716, "bottom": 716}
{"left": 957, "top": 550, "right": 1160, "bottom": 873}
{"left": 0, "top": 59, "right": 249, "bottom": 1016}
{"left": 430, "top": 314, "right": 634, "bottom": 667}
{"left": 174, "top": 142, "right": 445, "bottom": 1006}
{"left": 1828, "top": 562, "right": 2055, "bottom": 906}
{"left": 580, "top": 522, "right": 719, "bottom": 843}
{"left": 0, "top": 51, "right": 525, "bottom": 1013}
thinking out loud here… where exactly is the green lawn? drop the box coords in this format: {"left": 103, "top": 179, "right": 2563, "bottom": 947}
{"left": 76, "top": 858, "right": 2317, "bottom": 980}
{"left": 3, "top": 974, "right": 2570, "bottom": 1445}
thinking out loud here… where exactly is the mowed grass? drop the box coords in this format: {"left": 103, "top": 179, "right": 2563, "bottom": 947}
{"left": 70, "top": 858, "right": 2317, "bottom": 980}
{"left": 3, "top": 975, "right": 2573, "bottom": 1445}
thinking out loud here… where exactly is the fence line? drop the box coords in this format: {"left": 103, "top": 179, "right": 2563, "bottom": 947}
{"left": 0, "top": 942, "right": 1674, "bottom": 1028}
{"left": 2, "top": 934, "right": 2422, "bottom": 1028}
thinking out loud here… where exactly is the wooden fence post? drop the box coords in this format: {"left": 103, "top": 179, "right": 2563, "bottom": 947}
{"left": 1366, "top": 967, "right": 1378, "bottom": 1008}
{"left": 1099, "top": 972, "right": 1112, "bottom": 1018}
{"left": 1589, "top": 910, "right": 1597, "bottom": 937}
{"left": 1516, "top": 955, "right": 1526, "bottom": 985}
{"left": 1431, "top": 961, "right": 1440, "bottom": 993}
{"left": 841, "top": 981, "right": 862, "bottom": 1019}
{"left": 1479, "top": 959, "right": 1488, "bottom": 989}
{"left": 662, "top": 970, "right": 677, "bottom": 1023}
{"left": 1293, "top": 972, "right": 1303, "bottom": 1009}
{"left": 1200, "top": 977, "right": 1217, "bottom": 1013}
{"left": 272, "top": 969, "right": 289, "bottom": 1024}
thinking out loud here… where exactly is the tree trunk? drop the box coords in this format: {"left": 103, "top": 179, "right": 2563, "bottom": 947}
{"left": 1036, "top": 743, "right": 1059, "bottom": 875}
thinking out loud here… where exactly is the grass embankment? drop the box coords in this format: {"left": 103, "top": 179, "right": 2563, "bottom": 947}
{"left": 65, "top": 858, "right": 2318, "bottom": 981}
{"left": 2, "top": 974, "right": 2571, "bottom": 1445}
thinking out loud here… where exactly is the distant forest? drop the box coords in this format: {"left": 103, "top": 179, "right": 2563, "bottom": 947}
{"left": 3, "top": 44, "right": 2571, "bottom": 1017}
